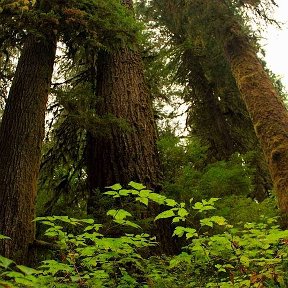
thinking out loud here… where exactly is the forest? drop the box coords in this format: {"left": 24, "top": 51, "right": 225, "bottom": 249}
{"left": 1, "top": 0, "right": 288, "bottom": 287}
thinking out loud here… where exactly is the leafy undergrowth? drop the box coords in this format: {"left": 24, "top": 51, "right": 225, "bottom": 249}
{"left": 1, "top": 182, "right": 288, "bottom": 287}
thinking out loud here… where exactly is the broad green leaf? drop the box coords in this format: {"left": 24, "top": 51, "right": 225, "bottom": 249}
{"left": 108, "top": 183, "right": 122, "bottom": 190}
{"left": 136, "top": 197, "right": 149, "bottom": 206}
{"left": 130, "top": 189, "right": 140, "bottom": 195}
{"left": 4, "top": 272, "right": 24, "bottom": 278}
{"left": 206, "top": 198, "right": 220, "bottom": 205}
{"left": 40, "top": 260, "right": 74, "bottom": 276}
{"left": 172, "top": 217, "right": 183, "bottom": 223}
{"left": 80, "top": 219, "right": 94, "bottom": 224}
{"left": 0, "top": 255, "right": 14, "bottom": 268}
{"left": 178, "top": 208, "right": 189, "bottom": 218}
{"left": 78, "top": 246, "right": 97, "bottom": 257}
{"left": 211, "top": 216, "right": 227, "bottom": 226}
{"left": 122, "top": 220, "right": 141, "bottom": 229}
{"left": 115, "top": 209, "right": 132, "bottom": 220}
{"left": 108, "top": 209, "right": 132, "bottom": 221}
{"left": 202, "top": 205, "right": 216, "bottom": 211}
{"left": 119, "top": 189, "right": 131, "bottom": 196}
{"left": 0, "top": 234, "right": 10, "bottom": 240}
{"left": 180, "top": 202, "right": 186, "bottom": 208}
{"left": 185, "top": 228, "right": 197, "bottom": 239}
{"left": 39, "top": 221, "right": 55, "bottom": 226}
{"left": 128, "top": 181, "right": 146, "bottom": 190}
{"left": 104, "top": 191, "right": 118, "bottom": 196}
{"left": 165, "top": 199, "right": 178, "bottom": 207}
{"left": 45, "top": 231, "right": 59, "bottom": 237}
{"left": 148, "top": 193, "right": 166, "bottom": 204}
{"left": 193, "top": 202, "right": 204, "bottom": 210}
{"left": 186, "top": 232, "right": 197, "bottom": 239}
{"left": 107, "top": 209, "right": 117, "bottom": 218}
{"left": 172, "top": 226, "right": 185, "bottom": 237}
{"left": 200, "top": 218, "right": 213, "bottom": 227}
{"left": 71, "top": 275, "right": 81, "bottom": 282}
{"left": 16, "top": 265, "right": 39, "bottom": 275}
{"left": 139, "top": 189, "right": 151, "bottom": 198}
{"left": 34, "top": 216, "right": 47, "bottom": 222}
{"left": 84, "top": 225, "right": 95, "bottom": 232}
{"left": 154, "top": 209, "right": 175, "bottom": 221}
{"left": 215, "top": 264, "right": 226, "bottom": 272}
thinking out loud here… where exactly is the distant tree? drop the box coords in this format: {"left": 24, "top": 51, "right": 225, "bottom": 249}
{"left": 149, "top": 0, "right": 288, "bottom": 219}
{"left": 137, "top": 0, "right": 272, "bottom": 201}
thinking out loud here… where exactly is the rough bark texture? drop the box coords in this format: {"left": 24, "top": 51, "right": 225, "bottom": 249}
{"left": 0, "top": 33, "right": 56, "bottom": 262}
{"left": 223, "top": 23, "right": 288, "bottom": 218}
{"left": 85, "top": 46, "right": 181, "bottom": 253}
{"left": 85, "top": 0, "right": 179, "bottom": 254}
{"left": 205, "top": 1, "right": 288, "bottom": 218}
{"left": 183, "top": 50, "right": 272, "bottom": 200}
{"left": 86, "top": 44, "right": 174, "bottom": 253}
{"left": 86, "top": 47, "right": 161, "bottom": 204}
{"left": 87, "top": 0, "right": 161, "bottom": 203}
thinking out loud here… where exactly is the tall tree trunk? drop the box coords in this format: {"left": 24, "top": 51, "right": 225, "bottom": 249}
{"left": 0, "top": 32, "right": 56, "bottom": 262}
{"left": 86, "top": 0, "right": 161, "bottom": 210}
{"left": 86, "top": 48, "right": 161, "bottom": 208}
{"left": 208, "top": 1, "right": 288, "bottom": 219}
{"left": 183, "top": 50, "right": 236, "bottom": 160}
{"left": 224, "top": 28, "right": 288, "bottom": 218}
{"left": 86, "top": 0, "right": 179, "bottom": 254}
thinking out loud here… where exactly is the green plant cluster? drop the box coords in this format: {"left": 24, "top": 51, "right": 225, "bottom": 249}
{"left": 1, "top": 183, "right": 288, "bottom": 287}
{"left": 158, "top": 133, "right": 277, "bottom": 226}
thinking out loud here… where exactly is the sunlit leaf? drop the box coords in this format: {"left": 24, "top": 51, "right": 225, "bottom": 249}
{"left": 154, "top": 209, "right": 175, "bottom": 221}
{"left": 128, "top": 182, "right": 146, "bottom": 190}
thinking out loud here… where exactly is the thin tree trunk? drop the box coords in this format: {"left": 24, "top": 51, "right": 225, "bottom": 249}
{"left": 0, "top": 32, "right": 56, "bottom": 263}
{"left": 183, "top": 50, "right": 236, "bottom": 160}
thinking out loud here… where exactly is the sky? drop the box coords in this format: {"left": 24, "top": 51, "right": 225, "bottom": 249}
{"left": 261, "top": 0, "right": 288, "bottom": 90}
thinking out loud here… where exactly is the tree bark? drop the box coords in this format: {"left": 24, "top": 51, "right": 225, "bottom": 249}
{"left": 183, "top": 50, "right": 236, "bottom": 160}
{"left": 86, "top": 0, "right": 161, "bottom": 207}
{"left": 86, "top": 0, "right": 179, "bottom": 254}
{"left": 224, "top": 28, "right": 288, "bottom": 218}
{"left": 0, "top": 32, "right": 56, "bottom": 263}
{"left": 86, "top": 48, "right": 161, "bottom": 206}
{"left": 200, "top": 0, "right": 288, "bottom": 218}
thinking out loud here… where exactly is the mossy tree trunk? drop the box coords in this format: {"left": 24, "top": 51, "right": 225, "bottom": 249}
{"left": 0, "top": 32, "right": 57, "bottom": 263}
{"left": 147, "top": 0, "right": 272, "bottom": 201}
{"left": 202, "top": 0, "right": 288, "bottom": 219}
{"left": 224, "top": 28, "right": 288, "bottom": 218}
{"left": 86, "top": 0, "right": 161, "bottom": 210}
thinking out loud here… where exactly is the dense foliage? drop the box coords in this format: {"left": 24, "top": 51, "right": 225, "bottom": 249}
{"left": 1, "top": 0, "right": 288, "bottom": 287}
{"left": 1, "top": 183, "right": 288, "bottom": 287}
